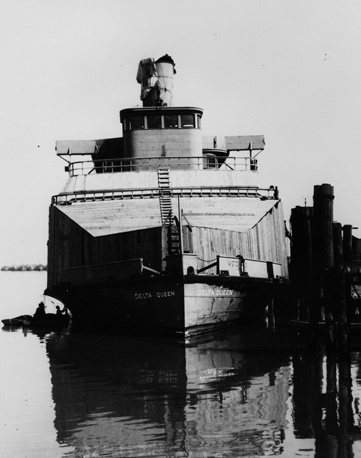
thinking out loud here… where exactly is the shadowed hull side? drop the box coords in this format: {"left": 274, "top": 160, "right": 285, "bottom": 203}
{"left": 45, "top": 275, "right": 284, "bottom": 337}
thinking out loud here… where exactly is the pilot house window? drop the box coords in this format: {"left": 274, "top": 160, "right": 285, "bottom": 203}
{"left": 164, "top": 114, "right": 179, "bottom": 128}
{"left": 130, "top": 115, "right": 145, "bottom": 129}
{"left": 181, "top": 114, "right": 195, "bottom": 128}
{"left": 147, "top": 115, "right": 162, "bottom": 129}
{"left": 196, "top": 114, "right": 201, "bottom": 129}
{"left": 125, "top": 111, "right": 201, "bottom": 130}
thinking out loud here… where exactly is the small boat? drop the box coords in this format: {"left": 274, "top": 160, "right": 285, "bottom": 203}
{"left": 28, "top": 313, "right": 70, "bottom": 329}
{"left": 2, "top": 313, "right": 69, "bottom": 329}
{"left": 1, "top": 315, "right": 33, "bottom": 326}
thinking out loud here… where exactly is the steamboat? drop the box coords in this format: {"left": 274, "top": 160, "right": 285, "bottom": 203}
{"left": 45, "top": 54, "right": 289, "bottom": 337}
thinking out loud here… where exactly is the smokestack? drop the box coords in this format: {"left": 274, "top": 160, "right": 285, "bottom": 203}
{"left": 136, "top": 54, "right": 176, "bottom": 107}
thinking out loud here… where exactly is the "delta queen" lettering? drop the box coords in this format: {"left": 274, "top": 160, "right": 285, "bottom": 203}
{"left": 134, "top": 290, "right": 176, "bottom": 300}
{"left": 197, "top": 288, "right": 233, "bottom": 297}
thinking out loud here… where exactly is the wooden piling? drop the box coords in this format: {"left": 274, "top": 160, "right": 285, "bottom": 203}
{"left": 343, "top": 224, "right": 353, "bottom": 263}
{"left": 312, "top": 184, "right": 335, "bottom": 350}
{"left": 313, "top": 184, "right": 334, "bottom": 271}
{"left": 290, "top": 206, "right": 313, "bottom": 319}
{"left": 290, "top": 183, "right": 352, "bottom": 355}
{"left": 334, "top": 222, "right": 349, "bottom": 355}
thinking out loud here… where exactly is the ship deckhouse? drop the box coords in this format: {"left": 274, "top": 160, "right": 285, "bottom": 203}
{"left": 120, "top": 106, "right": 204, "bottom": 166}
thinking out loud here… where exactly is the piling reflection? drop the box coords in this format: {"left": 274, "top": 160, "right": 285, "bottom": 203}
{"left": 293, "top": 349, "right": 361, "bottom": 458}
{"left": 40, "top": 326, "right": 361, "bottom": 457}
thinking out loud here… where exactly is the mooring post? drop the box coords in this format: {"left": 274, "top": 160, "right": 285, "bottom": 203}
{"left": 343, "top": 224, "right": 353, "bottom": 264}
{"left": 317, "top": 184, "right": 335, "bottom": 269}
{"left": 313, "top": 184, "right": 335, "bottom": 352}
{"left": 334, "top": 222, "right": 349, "bottom": 355}
{"left": 336, "top": 225, "right": 353, "bottom": 450}
{"left": 311, "top": 186, "right": 321, "bottom": 332}
{"left": 343, "top": 224, "right": 353, "bottom": 325}
{"left": 290, "top": 206, "right": 313, "bottom": 320}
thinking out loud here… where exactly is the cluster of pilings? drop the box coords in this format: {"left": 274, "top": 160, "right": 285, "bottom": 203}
{"left": 290, "top": 183, "right": 355, "bottom": 354}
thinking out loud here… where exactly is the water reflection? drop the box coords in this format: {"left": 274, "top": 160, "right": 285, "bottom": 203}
{"left": 292, "top": 351, "right": 360, "bottom": 458}
{"left": 26, "top": 324, "right": 361, "bottom": 457}
{"left": 44, "top": 327, "right": 291, "bottom": 457}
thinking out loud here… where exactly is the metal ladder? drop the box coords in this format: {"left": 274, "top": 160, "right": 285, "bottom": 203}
{"left": 157, "top": 167, "right": 173, "bottom": 226}
{"left": 157, "top": 167, "right": 181, "bottom": 254}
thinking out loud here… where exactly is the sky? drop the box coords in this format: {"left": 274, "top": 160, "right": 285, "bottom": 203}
{"left": 1, "top": 0, "right": 361, "bottom": 266}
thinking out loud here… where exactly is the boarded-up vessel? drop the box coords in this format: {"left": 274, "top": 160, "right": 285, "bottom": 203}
{"left": 45, "top": 54, "right": 289, "bottom": 337}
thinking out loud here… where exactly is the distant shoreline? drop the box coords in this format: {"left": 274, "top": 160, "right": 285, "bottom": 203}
{"left": 1, "top": 265, "right": 47, "bottom": 271}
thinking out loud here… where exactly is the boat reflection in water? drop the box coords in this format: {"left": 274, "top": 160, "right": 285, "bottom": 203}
{"left": 43, "top": 324, "right": 361, "bottom": 457}
{"left": 45, "top": 326, "right": 292, "bottom": 457}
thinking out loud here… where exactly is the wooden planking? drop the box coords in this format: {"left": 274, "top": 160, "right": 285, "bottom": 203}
{"left": 177, "top": 197, "right": 277, "bottom": 232}
{"left": 57, "top": 199, "right": 162, "bottom": 236}
{"left": 48, "top": 196, "right": 289, "bottom": 287}
{"left": 56, "top": 139, "right": 96, "bottom": 156}
{"left": 189, "top": 202, "right": 288, "bottom": 278}
{"left": 47, "top": 206, "right": 163, "bottom": 287}
{"left": 56, "top": 196, "right": 277, "bottom": 236}
{"left": 224, "top": 135, "right": 265, "bottom": 151}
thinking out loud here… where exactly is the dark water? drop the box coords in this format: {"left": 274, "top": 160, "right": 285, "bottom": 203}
{"left": 2, "top": 272, "right": 361, "bottom": 457}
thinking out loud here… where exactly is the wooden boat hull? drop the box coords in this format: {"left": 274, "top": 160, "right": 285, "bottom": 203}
{"left": 28, "top": 314, "right": 70, "bottom": 329}
{"left": 1, "top": 314, "right": 69, "bottom": 329}
{"left": 1, "top": 315, "right": 33, "bottom": 327}
{"left": 45, "top": 275, "right": 285, "bottom": 337}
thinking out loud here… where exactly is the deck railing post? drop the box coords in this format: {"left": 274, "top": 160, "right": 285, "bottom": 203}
{"left": 67, "top": 155, "right": 258, "bottom": 176}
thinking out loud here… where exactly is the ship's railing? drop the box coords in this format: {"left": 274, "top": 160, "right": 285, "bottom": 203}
{"left": 67, "top": 156, "right": 256, "bottom": 176}
{"left": 51, "top": 186, "right": 278, "bottom": 205}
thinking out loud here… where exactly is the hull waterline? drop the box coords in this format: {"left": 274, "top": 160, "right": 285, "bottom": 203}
{"left": 45, "top": 275, "right": 287, "bottom": 337}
